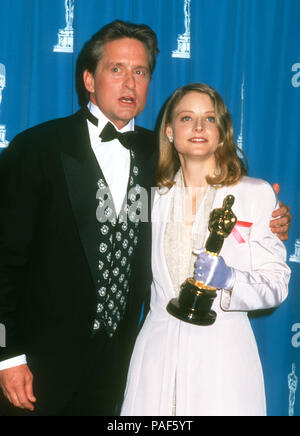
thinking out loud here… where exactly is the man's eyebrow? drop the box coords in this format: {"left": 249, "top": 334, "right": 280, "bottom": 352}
{"left": 109, "top": 62, "right": 124, "bottom": 67}
{"left": 108, "top": 61, "right": 149, "bottom": 71}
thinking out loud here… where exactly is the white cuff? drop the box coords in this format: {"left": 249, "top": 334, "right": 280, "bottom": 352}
{"left": 0, "top": 355, "right": 27, "bottom": 371}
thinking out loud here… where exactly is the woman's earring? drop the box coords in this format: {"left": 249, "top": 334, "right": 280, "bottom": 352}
{"left": 167, "top": 136, "right": 173, "bottom": 143}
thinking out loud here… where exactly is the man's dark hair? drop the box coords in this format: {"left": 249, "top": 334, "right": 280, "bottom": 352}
{"left": 76, "top": 20, "right": 159, "bottom": 107}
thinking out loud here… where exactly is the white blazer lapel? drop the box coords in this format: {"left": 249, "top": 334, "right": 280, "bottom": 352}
{"left": 152, "top": 188, "right": 177, "bottom": 299}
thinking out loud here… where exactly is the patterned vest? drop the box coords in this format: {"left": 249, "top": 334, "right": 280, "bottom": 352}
{"left": 94, "top": 149, "right": 142, "bottom": 337}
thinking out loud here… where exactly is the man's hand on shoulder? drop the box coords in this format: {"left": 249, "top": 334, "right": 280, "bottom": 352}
{"left": 0, "top": 364, "right": 36, "bottom": 411}
{"left": 270, "top": 183, "right": 292, "bottom": 241}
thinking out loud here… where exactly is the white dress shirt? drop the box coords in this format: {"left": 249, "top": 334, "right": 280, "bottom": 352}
{"left": 87, "top": 101, "right": 133, "bottom": 215}
{"left": 0, "top": 102, "right": 134, "bottom": 371}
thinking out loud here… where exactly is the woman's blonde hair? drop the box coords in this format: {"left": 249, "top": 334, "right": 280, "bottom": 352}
{"left": 155, "top": 83, "right": 247, "bottom": 188}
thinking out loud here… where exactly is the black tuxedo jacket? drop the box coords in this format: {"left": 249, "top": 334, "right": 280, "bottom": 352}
{"left": 0, "top": 108, "right": 155, "bottom": 410}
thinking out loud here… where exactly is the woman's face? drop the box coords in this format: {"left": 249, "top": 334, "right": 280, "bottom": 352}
{"left": 166, "top": 91, "right": 220, "bottom": 162}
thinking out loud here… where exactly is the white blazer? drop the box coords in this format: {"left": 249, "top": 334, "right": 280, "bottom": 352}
{"left": 121, "top": 176, "right": 290, "bottom": 416}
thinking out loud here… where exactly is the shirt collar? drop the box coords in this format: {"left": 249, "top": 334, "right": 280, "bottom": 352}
{"left": 87, "top": 101, "right": 135, "bottom": 133}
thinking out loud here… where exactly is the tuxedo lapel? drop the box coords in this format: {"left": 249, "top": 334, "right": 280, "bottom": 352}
{"left": 60, "top": 110, "right": 101, "bottom": 290}
{"left": 130, "top": 126, "right": 155, "bottom": 189}
{"left": 60, "top": 115, "right": 155, "bottom": 292}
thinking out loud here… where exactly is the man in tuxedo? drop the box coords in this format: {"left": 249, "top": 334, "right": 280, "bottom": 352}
{"left": 0, "top": 20, "right": 158, "bottom": 416}
{"left": 0, "top": 20, "right": 291, "bottom": 416}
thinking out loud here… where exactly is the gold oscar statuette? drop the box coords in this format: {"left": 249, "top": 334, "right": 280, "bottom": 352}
{"left": 167, "top": 195, "right": 237, "bottom": 325}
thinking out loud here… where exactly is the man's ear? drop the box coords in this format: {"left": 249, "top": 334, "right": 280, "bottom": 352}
{"left": 83, "top": 69, "right": 95, "bottom": 93}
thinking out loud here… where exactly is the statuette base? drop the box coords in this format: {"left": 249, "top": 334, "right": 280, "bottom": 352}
{"left": 167, "top": 278, "right": 217, "bottom": 326}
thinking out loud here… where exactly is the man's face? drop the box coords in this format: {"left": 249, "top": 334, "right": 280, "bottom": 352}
{"left": 84, "top": 38, "right": 151, "bottom": 129}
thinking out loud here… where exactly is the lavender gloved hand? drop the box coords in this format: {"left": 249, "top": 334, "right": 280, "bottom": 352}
{"left": 194, "top": 250, "right": 236, "bottom": 290}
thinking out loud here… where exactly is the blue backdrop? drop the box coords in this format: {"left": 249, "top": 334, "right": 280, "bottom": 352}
{"left": 0, "top": 0, "right": 299, "bottom": 416}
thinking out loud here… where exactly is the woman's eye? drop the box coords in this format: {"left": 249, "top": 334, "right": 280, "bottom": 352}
{"left": 207, "top": 116, "right": 216, "bottom": 123}
{"left": 181, "top": 116, "right": 191, "bottom": 122}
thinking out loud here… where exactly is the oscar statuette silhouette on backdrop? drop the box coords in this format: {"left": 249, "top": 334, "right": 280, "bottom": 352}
{"left": 167, "top": 195, "right": 237, "bottom": 325}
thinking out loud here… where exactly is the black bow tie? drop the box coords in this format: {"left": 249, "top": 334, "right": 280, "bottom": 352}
{"left": 100, "top": 122, "right": 136, "bottom": 150}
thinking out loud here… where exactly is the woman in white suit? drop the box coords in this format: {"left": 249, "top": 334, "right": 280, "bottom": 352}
{"left": 121, "top": 83, "right": 290, "bottom": 416}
